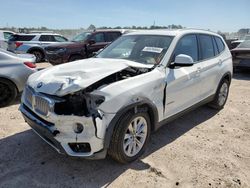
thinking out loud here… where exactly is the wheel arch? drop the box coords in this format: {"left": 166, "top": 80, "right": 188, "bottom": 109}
{"left": 27, "top": 47, "right": 45, "bottom": 56}
{"left": 222, "top": 71, "right": 232, "bottom": 85}
{"left": 103, "top": 97, "right": 159, "bottom": 149}
{"left": 0, "top": 76, "right": 19, "bottom": 92}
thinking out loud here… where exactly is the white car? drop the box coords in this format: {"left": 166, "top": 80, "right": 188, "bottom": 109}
{"left": 20, "top": 29, "right": 232, "bottom": 163}
{"left": 0, "top": 30, "right": 15, "bottom": 50}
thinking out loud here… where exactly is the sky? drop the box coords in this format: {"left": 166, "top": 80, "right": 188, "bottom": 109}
{"left": 0, "top": 0, "right": 249, "bottom": 32}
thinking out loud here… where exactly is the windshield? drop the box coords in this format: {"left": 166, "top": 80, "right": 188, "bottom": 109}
{"left": 71, "top": 32, "right": 91, "bottom": 42}
{"left": 97, "top": 35, "right": 173, "bottom": 65}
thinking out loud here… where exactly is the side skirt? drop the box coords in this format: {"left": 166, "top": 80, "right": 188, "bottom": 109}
{"left": 155, "top": 94, "right": 215, "bottom": 130}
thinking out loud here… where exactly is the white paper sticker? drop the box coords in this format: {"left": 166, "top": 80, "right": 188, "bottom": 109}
{"left": 142, "top": 47, "right": 163, "bottom": 53}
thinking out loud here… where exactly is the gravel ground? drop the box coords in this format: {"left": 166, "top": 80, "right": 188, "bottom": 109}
{"left": 0, "top": 64, "right": 249, "bottom": 188}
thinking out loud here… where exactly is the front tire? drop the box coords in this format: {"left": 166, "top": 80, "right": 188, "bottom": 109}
{"left": 209, "top": 79, "right": 230, "bottom": 110}
{"left": 0, "top": 79, "right": 17, "bottom": 108}
{"left": 108, "top": 111, "right": 151, "bottom": 163}
{"left": 30, "top": 50, "right": 44, "bottom": 63}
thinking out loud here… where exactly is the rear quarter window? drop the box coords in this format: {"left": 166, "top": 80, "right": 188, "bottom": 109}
{"left": 54, "top": 35, "right": 68, "bottom": 42}
{"left": 215, "top": 37, "right": 225, "bottom": 53}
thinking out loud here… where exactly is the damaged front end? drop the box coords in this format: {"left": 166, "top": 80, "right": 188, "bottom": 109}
{"left": 19, "top": 85, "right": 107, "bottom": 158}
{"left": 20, "top": 63, "right": 152, "bottom": 159}
{"left": 53, "top": 66, "right": 150, "bottom": 117}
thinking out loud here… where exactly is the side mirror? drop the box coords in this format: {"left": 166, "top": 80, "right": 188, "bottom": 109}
{"left": 93, "top": 48, "right": 103, "bottom": 56}
{"left": 88, "top": 39, "right": 96, "bottom": 45}
{"left": 173, "top": 54, "right": 194, "bottom": 67}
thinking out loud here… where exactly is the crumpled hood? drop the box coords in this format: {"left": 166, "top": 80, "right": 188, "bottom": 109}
{"left": 27, "top": 58, "right": 153, "bottom": 96}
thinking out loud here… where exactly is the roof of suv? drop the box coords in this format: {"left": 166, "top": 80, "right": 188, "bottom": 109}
{"left": 126, "top": 29, "right": 221, "bottom": 38}
{"left": 13, "top": 33, "right": 63, "bottom": 36}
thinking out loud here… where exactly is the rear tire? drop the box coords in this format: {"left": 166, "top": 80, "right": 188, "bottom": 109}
{"left": 69, "top": 55, "right": 83, "bottom": 62}
{"left": 0, "top": 79, "right": 17, "bottom": 108}
{"left": 208, "top": 79, "right": 230, "bottom": 110}
{"left": 108, "top": 111, "right": 151, "bottom": 163}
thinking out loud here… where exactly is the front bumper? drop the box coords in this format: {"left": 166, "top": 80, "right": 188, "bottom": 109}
{"left": 19, "top": 104, "right": 107, "bottom": 159}
{"left": 45, "top": 51, "right": 68, "bottom": 65}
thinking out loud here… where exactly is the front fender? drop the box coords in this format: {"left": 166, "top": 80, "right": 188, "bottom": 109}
{"left": 103, "top": 97, "right": 159, "bottom": 149}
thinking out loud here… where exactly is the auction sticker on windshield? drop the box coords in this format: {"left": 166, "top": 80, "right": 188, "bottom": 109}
{"left": 142, "top": 47, "right": 163, "bottom": 53}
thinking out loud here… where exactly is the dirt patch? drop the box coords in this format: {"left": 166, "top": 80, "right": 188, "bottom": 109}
{"left": 0, "top": 71, "right": 249, "bottom": 188}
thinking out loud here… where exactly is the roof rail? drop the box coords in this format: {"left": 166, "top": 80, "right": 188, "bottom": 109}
{"left": 29, "top": 30, "right": 54, "bottom": 34}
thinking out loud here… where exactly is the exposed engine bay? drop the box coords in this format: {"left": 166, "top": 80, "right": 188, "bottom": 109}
{"left": 54, "top": 66, "right": 152, "bottom": 117}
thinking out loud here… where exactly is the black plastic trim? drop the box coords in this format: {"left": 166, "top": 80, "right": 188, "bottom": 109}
{"left": 20, "top": 104, "right": 66, "bottom": 154}
{"left": 157, "top": 94, "right": 215, "bottom": 128}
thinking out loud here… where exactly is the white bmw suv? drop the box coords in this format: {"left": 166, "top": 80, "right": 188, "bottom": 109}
{"left": 20, "top": 29, "right": 232, "bottom": 163}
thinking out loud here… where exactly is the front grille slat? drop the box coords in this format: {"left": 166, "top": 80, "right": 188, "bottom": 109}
{"left": 34, "top": 95, "right": 50, "bottom": 116}
{"left": 24, "top": 87, "right": 52, "bottom": 117}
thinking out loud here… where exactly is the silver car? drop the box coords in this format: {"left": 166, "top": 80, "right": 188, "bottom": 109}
{"left": 0, "top": 49, "right": 37, "bottom": 107}
{"left": 7, "top": 33, "right": 68, "bottom": 62}
{"left": 0, "top": 30, "right": 15, "bottom": 50}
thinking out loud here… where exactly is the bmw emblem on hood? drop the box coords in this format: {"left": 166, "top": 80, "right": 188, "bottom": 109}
{"left": 37, "top": 82, "right": 43, "bottom": 88}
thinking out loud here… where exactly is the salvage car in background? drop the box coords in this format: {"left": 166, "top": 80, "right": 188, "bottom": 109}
{"left": 231, "top": 40, "right": 250, "bottom": 71}
{"left": 0, "top": 30, "right": 15, "bottom": 50}
{"left": 44, "top": 30, "right": 122, "bottom": 65}
{"left": 7, "top": 33, "right": 68, "bottom": 62}
{"left": 231, "top": 35, "right": 250, "bottom": 49}
{"left": 20, "top": 29, "right": 232, "bottom": 163}
{"left": 0, "top": 49, "right": 36, "bottom": 107}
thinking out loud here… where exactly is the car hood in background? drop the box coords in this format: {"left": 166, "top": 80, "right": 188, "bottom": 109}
{"left": 27, "top": 58, "right": 153, "bottom": 96}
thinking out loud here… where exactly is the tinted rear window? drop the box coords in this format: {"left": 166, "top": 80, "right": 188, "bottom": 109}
{"left": 215, "top": 37, "right": 225, "bottom": 53}
{"left": 9, "top": 35, "right": 35, "bottom": 41}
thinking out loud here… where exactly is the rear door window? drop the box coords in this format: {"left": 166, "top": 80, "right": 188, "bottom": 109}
{"left": 214, "top": 37, "right": 225, "bottom": 53}
{"left": 199, "top": 35, "right": 215, "bottom": 60}
{"left": 105, "top": 32, "right": 121, "bottom": 42}
{"left": 39, "top": 35, "right": 56, "bottom": 42}
{"left": 173, "top": 34, "right": 198, "bottom": 62}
